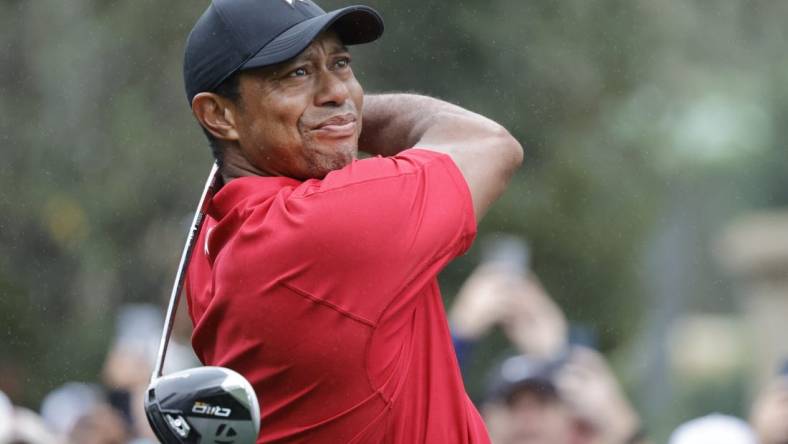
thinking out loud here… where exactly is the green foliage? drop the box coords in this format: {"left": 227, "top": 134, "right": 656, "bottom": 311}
{"left": 2, "top": 2, "right": 787, "bottom": 436}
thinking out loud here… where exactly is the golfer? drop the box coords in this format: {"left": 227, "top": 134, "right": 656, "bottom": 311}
{"left": 182, "top": 0, "right": 522, "bottom": 442}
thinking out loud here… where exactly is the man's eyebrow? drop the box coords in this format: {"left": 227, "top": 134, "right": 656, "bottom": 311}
{"left": 294, "top": 43, "right": 349, "bottom": 61}
{"left": 291, "top": 47, "right": 315, "bottom": 63}
{"left": 276, "top": 42, "right": 350, "bottom": 73}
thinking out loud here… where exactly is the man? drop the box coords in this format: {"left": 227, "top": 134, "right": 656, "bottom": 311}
{"left": 483, "top": 354, "right": 589, "bottom": 444}
{"left": 482, "top": 349, "right": 648, "bottom": 444}
{"left": 182, "top": 0, "right": 522, "bottom": 442}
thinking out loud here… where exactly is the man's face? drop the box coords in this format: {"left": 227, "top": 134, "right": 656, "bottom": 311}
{"left": 485, "top": 387, "right": 593, "bottom": 444}
{"left": 231, "top": 31, "right": 363, "bottom": 180}
{"left": 505, "top": 389, "right": 574, "bottom": 444}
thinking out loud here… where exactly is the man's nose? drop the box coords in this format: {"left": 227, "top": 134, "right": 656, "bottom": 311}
{"left": 314, "top": 70, "right": 349, "bottom": 107}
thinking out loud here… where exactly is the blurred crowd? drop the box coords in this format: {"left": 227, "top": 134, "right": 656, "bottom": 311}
{"left": 2, "top": 234, "right": 788, "bottom": 443}
{"left": 0, "top": 305, "right": 199, "bottom": 444}
{"left": 447, "top": 235, "right": 788, "bottom": 444}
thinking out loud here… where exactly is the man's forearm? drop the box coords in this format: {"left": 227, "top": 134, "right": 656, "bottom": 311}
{"left": 359, "top": 92, "right": 523, "bottom": 221}
{"left": 359, "top": 93, "right": 474, "bottom": 156}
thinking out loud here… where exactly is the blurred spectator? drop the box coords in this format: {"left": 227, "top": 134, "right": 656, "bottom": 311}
{"left": 0, "top": 391, "right": 10, "bottom": 441}
{"left": 449, "top": 237, "right": 568, "bottom": 362}
{"left": 556, "top": 346, "right": 644, "bottom": 444}
{"left": 3, "top": 301, "right": 196, "bottom": 443}
{"left": 482, "top": 353, "right": 585, "bottom": 444}
{"left": 449, "top": 235, "right": 645, "bottom": 443}
{"left": 750, "top": 361, "right": 788, "bottom": 444}
{"left": 68, "top": 404, "right": 129, "bottom": 444}
{"left": 38, "top": 381, "right": 128, "bottom": 443}
{"left": 107, "top": 303, "right": 199, "bottom": 379}
{"left": 39, "top": 382, "right": 104, "bottom": 437}
{"left": 35, "top": 303, "right": 198, "bottom": 443}
{"left": 100, "top": 303, "right": 198, "bottom": 442}
{"left": 668, "top": 413, "right": 756, "bottom": 444}
{"left": 1, "top": 389, "right": 64, "bottom": 444}
{"left": 482, "top": 347, "right": 644, "bottom": 444}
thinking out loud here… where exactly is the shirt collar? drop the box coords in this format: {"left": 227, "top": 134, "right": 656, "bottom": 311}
{"left": 208, "top": 175, "right": 301, "bottom": 220}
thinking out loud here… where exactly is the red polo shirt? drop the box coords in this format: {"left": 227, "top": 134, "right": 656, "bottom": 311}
{"left": 185, "top": 149, "right": 488, "bottom": 443}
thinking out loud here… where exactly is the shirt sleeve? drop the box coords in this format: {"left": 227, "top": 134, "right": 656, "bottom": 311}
{"left": 269, "top": 148, "right": 477, "bottom": 324}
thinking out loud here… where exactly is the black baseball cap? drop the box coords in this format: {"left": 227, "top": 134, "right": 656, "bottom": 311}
{"left": 184, "top": 0, "right": 384, "bottom": 104}
{"left": 485, "top": 353, "right": 569, "bottom": 404}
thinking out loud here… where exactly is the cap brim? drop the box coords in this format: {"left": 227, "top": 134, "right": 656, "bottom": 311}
{"left": 241, "top": 5, "right": 383, "bottom": 70}
{"left": 501, "top": 378, "right": 559, "bottom": 403}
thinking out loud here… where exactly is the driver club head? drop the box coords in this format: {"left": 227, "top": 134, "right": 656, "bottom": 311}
{"left": 144, "top": 366, "right": 260, "bottom": 444}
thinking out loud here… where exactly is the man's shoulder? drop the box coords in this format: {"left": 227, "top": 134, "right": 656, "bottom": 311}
{"left": 208, "top": 147, "right": 468, "bottom": 240}
{"left": 215, "top": 149, "right": 453, "bottom": 204}
{"left": 207, "top": 175, "right": 298, "bottom": 220}
{"left": 295, "top": 149, "right": 455, "bottom": 197}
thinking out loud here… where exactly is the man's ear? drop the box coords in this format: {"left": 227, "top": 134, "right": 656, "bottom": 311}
{"left": 191, "top": 92, "right": 240, "bottom": 142}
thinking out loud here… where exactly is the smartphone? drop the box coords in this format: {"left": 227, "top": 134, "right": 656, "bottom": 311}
{"left": 480, "top": 233, "right": 530, "bottom": 274}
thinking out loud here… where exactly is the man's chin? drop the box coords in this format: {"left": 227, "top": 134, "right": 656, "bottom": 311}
{"left": 322, "top": 155, "right": 355, "bottom": 176}
{"left": 302, "top": 148, "right": 357, "bottom": 179}
{"left": 324, "top": 144, "right": 357, "bottom": 164}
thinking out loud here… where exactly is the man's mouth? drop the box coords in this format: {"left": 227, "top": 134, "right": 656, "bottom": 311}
{"left": 312, "top": 114, "right": 357, "bottom": 138}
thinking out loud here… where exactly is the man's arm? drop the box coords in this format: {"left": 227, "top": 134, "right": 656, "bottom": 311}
{"left": 359, "top": 93, "right": 524, "bottom": 221}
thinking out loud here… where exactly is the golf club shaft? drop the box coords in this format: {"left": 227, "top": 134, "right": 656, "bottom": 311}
{"left": 151, "top": 162, "right": 220, "bottom": 380}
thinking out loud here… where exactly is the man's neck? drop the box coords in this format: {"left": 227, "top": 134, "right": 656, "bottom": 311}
{"left": 220, "top": 146, "right": 268, "bottom": 183}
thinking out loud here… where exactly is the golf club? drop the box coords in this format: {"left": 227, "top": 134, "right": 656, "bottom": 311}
{"left": 144, "top": 163, "right": 261, "bottom": 443}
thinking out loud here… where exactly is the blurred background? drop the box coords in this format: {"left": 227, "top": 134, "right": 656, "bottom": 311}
{"left": 1, "top": 0, "right": 787, "bottom": 442}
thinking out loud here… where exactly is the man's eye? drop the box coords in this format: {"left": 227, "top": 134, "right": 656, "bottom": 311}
{"left": 334, "top": 58, "right": 351, "bottom": 69}
{"left": 289, "top": 67, "right": 308, "bottom": 77}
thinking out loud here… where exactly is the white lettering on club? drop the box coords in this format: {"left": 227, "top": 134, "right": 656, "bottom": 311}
{"left": 192, "top": 401, "right": 232, "bottom": 418}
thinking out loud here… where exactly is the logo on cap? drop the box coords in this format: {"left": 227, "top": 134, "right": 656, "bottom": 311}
{"left": 283, "top": 0, "right": 308, "bottom": 6}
